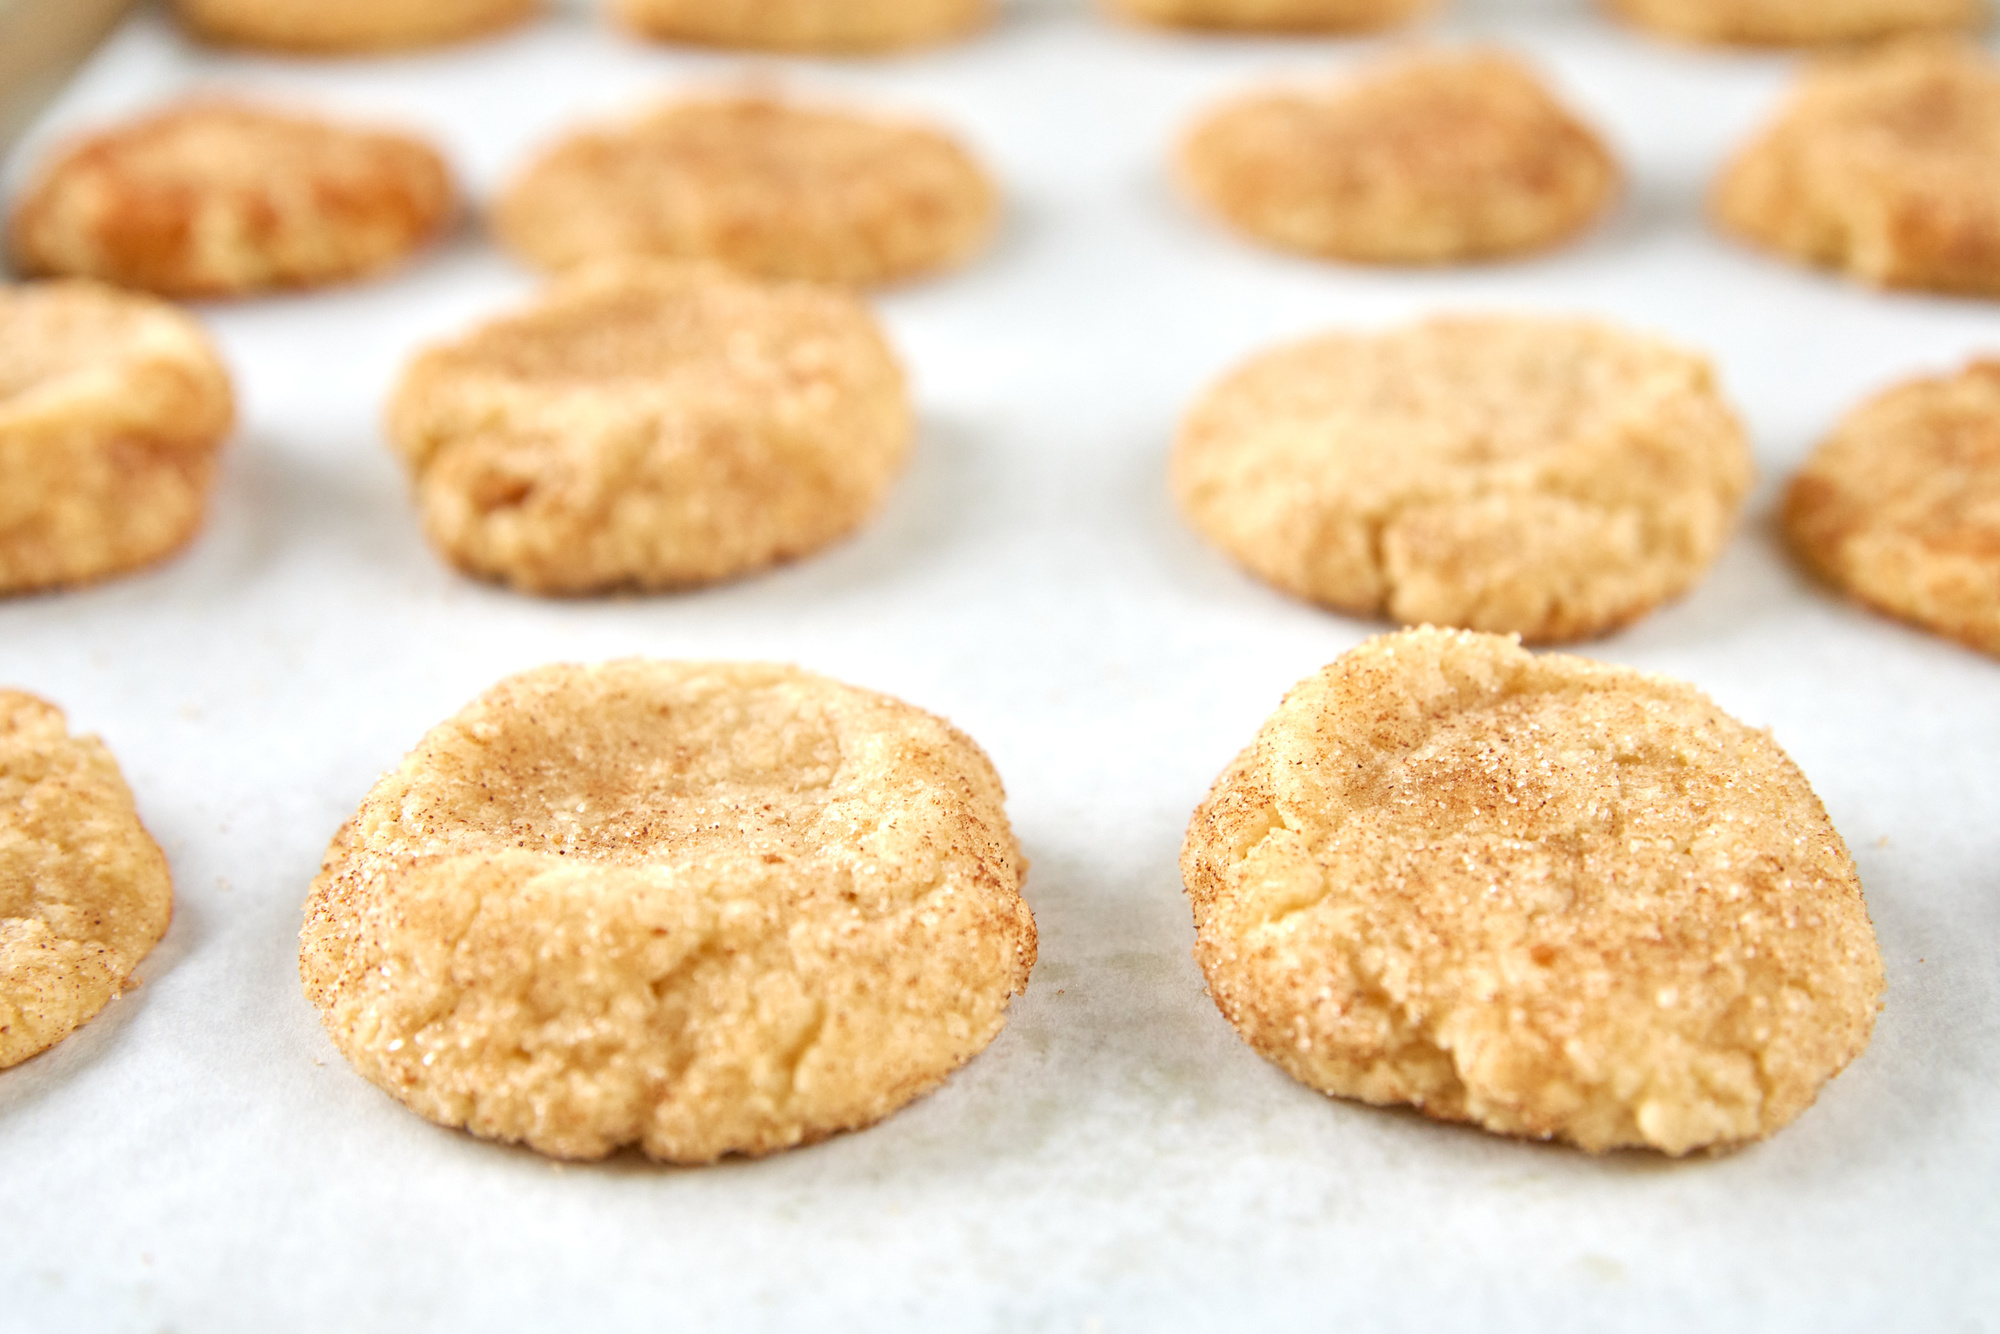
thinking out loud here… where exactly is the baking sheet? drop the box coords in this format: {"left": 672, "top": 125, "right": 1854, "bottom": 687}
{"left": 2, "top": 2, "right": 1997, "bottom": 1328}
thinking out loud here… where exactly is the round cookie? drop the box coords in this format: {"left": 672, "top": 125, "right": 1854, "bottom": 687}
{"left": 1108, "top": 0, "right": 1432, "bottom": 33}
{"left": 174, "top": 0, "right": 534, "bottom": 53}
{"left": 9, "top": 100, "right": 456, "bottom": 300}
{"left": 1786, "top": 359, "right": 2000, "bottom": 656}
{"left": 613, "top": 0, "right": 984, "bottom": 51}
{"left": 1177, "top": 51, "right": 1620, "bottom": 265}
{"left": 1182, "top": 628, "right": 1884, "bottom": 1156}
{"left": 2, "top": 691, "right": 173, "bottom": 1070}
{"left": 300, "top": 660, "right": 1036, "bottom": 1162}
{"left": 0, "top": 282, "right": 234, "bottom": 596}
{"left": 386, "top": 260, "right": 911, "bottom": 595}
{"left": 1606, "top": 0, "right": 1986, "bottom": 45}
{"left": 1713, "top": 40, "right": 2000, "bottom": 297}
{"left": 494, "top": 95, "right": 997, "bottom": 287}
{"left": 1170, "top": 316, "right": 1752, "bottom": 643}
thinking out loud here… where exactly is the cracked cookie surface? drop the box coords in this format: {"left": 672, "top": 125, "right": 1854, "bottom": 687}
{"left": 1713, "top": 39, "right": 2000, "bottom": 296}
{"left": 0, "top": 281, "right": 234, "bottom": 595}
{"left": 495, "top": 95, "right": 997, "bottom": 287}
{"left": 1787, "top": 359, "right": 2000, "bottom": 656}
{"left": 1177, "top": 50, "right": 1619, "bottom": 265}
{"left": 1170, "top": 315, "right": 1752, "bottom": 643}
{"left": 1606, "top": 0, "right": 1985, "bottom": 45}
{"left": 300, "top": 660, "right": 1036, "bottom": 1162}
{"left": 1181, "top": 628, "right": 1884, "bottom": 1156}
{"left": 2, "top": 691, "right": 173, "bottom": 1070}
{"left": 10, "top": 101, "right": 455, "bottom": 299}
{"left": 386, "top": 259, "right": 910, "bottom": 595}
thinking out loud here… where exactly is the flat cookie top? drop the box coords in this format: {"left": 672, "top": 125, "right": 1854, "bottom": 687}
{"left": 1713, "top": 39, "right": 2000, "bottom": 293}
{"left": 1171, "top": 315, "right": 1752, "bottom": 641}
{"left": 494, "top": 95, "right": 997, "bottom": 286}
{"left": 1111, "top": 0, "right": 1434, "bottom": 32}
{"left": 1788, "top": 360, "right": 2000, "bottom": 656}
{"left": 1607, "top": 0, "right": 1987, "bottom": 45}
{"left": 1182, "top": 628, "right": 1884, "bottom": 1155}
{"left": 614, "top": 0, "right": 986, "bottom": 51}
{"left": 1178, "top": 50, "right": 1619, "bottom": 263}
{"left": 175, "top": 0, "right": 535, "bottom": 53}
{"left": 301, "top": 661, "right": 1035, "bottom": 1162}
{"left": 1, "top": 691, "right": 173, "bottom": 1069}
{"left": 9, "top": 100, "right": 455, "bottom": 298}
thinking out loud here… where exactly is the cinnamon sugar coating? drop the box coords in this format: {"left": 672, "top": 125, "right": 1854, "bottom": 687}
{"left": 300, "top": 660, "right": 1035, "bottom": 1162}
{"left": 1181, "top": 629, "right": 1884, "bottom": 1156}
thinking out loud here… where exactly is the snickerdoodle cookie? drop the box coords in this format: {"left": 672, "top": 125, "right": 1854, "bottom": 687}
{"left": 495, "top": 95, "right": 996, "bottom": 287}
{"left": 1713, "top": 40, "right": 2000, "bottom": 296}
{"left": 2, "top": 692, "right": 173, "bottom": 1070}
{"left": 0, "top": 282, "right": 233, "bottom": 596}
{"left": 9, "top": 101, "right": 455, "bottom": 300}
{"left": 1787, "top": 359, "right": 2000, "bottom": 656}
{"left": 1178, "top": 51, "right": 1619, "bottom": 265}
{"left": 1170, "top": 316, "right": 1752, "bottom": 643}
{"left": 1183, "top": 628, "right": 1884, "bottom": 1156}
{"left": 174, "top": 0, "right": 534, "bottom": 53}
{"left": 1606, "top": 0, "right": 1985, "bottom": 45}
{"left": 1109, "top": 0, "right": 1431, "bottom": 33}
{"left": 387, "top": 260, "right": 910, "bottom": 595}
{"left": 615, "top": 0, "right": 984, "bottom": 51}
{"left": 300, "top": 660, "right": 1035, "bottom": 1162}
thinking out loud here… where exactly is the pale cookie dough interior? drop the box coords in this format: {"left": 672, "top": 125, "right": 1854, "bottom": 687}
{"left": 1181, "top": 628, "right": 1885, "bottom": 1156}
{"left": 2, "top": 691, "right": 173, "bottom": 1070}
{"left": 9, "top": 101, "right": 456, "bottom": 300}
{"left": 0, "top": 282, "right": 234, "bottom": 596}
{"left": 1170, "top": 316, "right": 1752, "bottom": 643}
{"left": 386, "top": 260, "right": 911, "bottom": 595}
{"left": 1177, "top": 50, "right": 1620, "bottom": 265}
{"left": 1713, "top": 39, "right": 2000, "bottom": 296}
{"left": 1787, "top": 359, "right": 2000, "bottom": 656}
{"left": 300, "top": 661, "right": 1036, "bottom": 1163}
{"left": 1108, "top": 0, "right": 1433, "bottom": 33}
{"left": 494, "top": 95, "right": 998, "bottom": 287}
{"left": 613, "top": 0, "right": 985, "bottom": 51}
{"left": 1606, "top": 0, "right": 1987, "bottom": 46}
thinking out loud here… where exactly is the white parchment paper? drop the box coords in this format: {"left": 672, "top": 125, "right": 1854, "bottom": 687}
{"left": 2, "top": 2, "right": 1997, "bottom": 1328}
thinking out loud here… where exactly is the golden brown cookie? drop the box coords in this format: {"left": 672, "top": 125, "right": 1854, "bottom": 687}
{"left": 386, "top": 260, "right": 910, "bottom": 595}
{"left": 1786, "top": 359, "right": 2000, "bottom": 656}
{"left": 174, "top": 0, "right": 534, "bottom": 53}
{"left": 614, "top": 0, "right": 983, "bottom": 50}
{"left": 1606, "top": 0, "right": 1986, "bottom": 45}
{"left": 494, "top": 95, "right": 997, "bottom": 287}
{"left": 1170, "top": 316, "right": 1752, "bottom": 643}
{"left": 1183, "top": 628, "right": 1884, "bottom": 1156}
{"left": 0, "top": 282, "right": 234, "bottom": 596}
{"left": 9, "top": 100, "right": 455, "bottom": 300}
{"left": 300, "top": 660, "right": 1036, "bottom": 1162}
{"left": 2, "top": 692, "right": 173, "bottom": 1070}
{"left": 1177, "top": 50, "right": 1620, "bottom": 265}
{"left": 1713, "top": 40, "right": 2000, "bottom": 296}
{"left": 1108, "top": 0, "right": 1431, "bottom": 33}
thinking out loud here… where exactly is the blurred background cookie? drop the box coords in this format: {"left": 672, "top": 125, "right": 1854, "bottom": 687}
{"left": 1182, "top": 628, "right": 1884, "bottom": 1156}
{"left": 300, "top": 659, "right": 1035, "bottom": 1162}
{"left": 1713, "top": 40, "right": 2000, "bottom": 296}
{"left": 495, "top": 94, "right": 996, "bottom": 287}
{"left": 0, "top": 281, "right": 233, "bottom": 595}
{"left": 9, "top": 100, "right": 455, "bottom": 300}
{"left": 1170, "top": 315, "right": 1751, "bottom": 643}
{"left": 387, "top": 260, "right": 911, "bottom": 595}
{"left": 1108, "top": 0, "right": 1433, "bottom": 33}
{"left": 174, "top": 0, "right": 535, "bottom": 54}
{"left": 613, "top": 0, "right": 984, "bottom": 51}
{"left": 2, "top": 690, "right": 173, "bottom": 1071}
{"left": 1605, "top": 0, "right": 1986, "bottom": 45}
{"left": 1787, "top": 359, "right": 2000, "bottom": 656}
{"left": 1177, "top": 50, "right": 1618, "bottom": 265}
